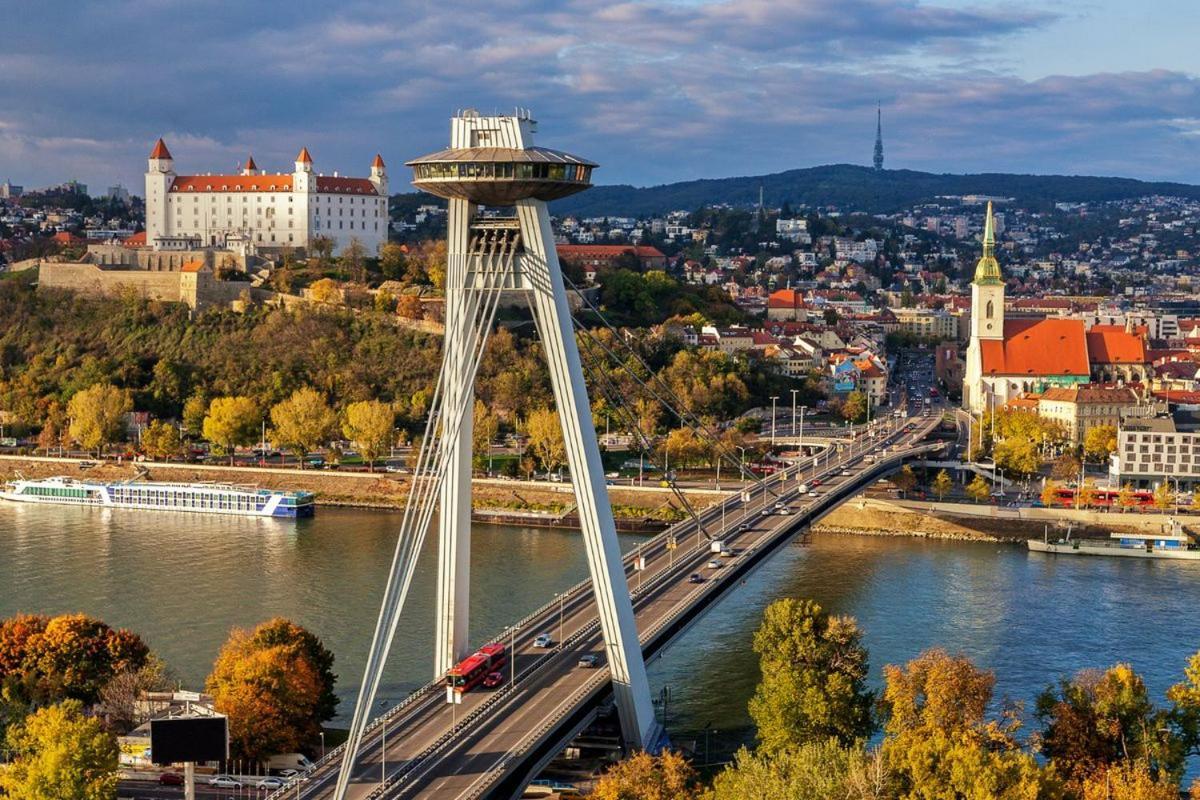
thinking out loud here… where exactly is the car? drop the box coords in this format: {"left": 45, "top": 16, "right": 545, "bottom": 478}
{"left": 159, "top": 772, "right": 184, "bottom": 786}
{"left": 773, "top": 501, "right": 785, "bottom": 510}
{"left": 210, "top": 776, "right": 243, "bottom": 788}
{"left": 841, "top": 469, "right": 851, "bottom": 476}
{"left": 257, "top": 777, "right": 286, "bottom": 789}
{"left": 277, "top": 769, "right": 301, "bottom": 779}
{"left": 533, "top": 633, "right": 554, "bottom": 648}
{"left": 760, "top": 508, "right": 771, "bottom": 516}
{"left": 688, "top": 573, "right": 704, "bottom": 583}
{"left": 810, "top": 479, "right": 822, "bottom": 487}
{"left": 707, "top": 560, "right": 721, "bottom": 569}
{"left": 779, "top": 508, "right": 791, "bottom": 515}
{"left": 482, "top": 670, "right": 504, "bottom": 688}
{"left": 577, "top": 654, "right": 600, "bottom": 669}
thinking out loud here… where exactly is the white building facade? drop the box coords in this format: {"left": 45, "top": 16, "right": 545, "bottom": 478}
{"left": 144, "top": 139, "right": 388, "bottom": 255}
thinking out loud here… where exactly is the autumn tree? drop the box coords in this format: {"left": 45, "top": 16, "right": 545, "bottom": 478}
{"left": 379, "top": 242, "right": 408, "bottom": 280}
{"left": 98, "top": 656, "right": 172, "bottom": 734}
{"left": 0, "top": 700, "right": 118, "bottom": 800}
{"left": 1167, "top": 649, "right": 1200, "bottom": 761}
{"left": 965, "top": 474, "right": 992, "bottom": 504}
{"left": 308, "top": 277, "right": 342, "bottom": 305}
{"left": 1153, "top": 481, "right": 1174, "bottom": 512}
{"left": 182, "top": 394, "right": 208, "bottom": 438}
{"left": 472, "top": 400, "right": 500, "bottom": 467}
{"left": 271, "top": 387, "right": 337, "bottom": 466}
{"left": 890, "top": 465, "right": 917, "bottom": 497}
{"left": 67, "top": 382, "right": 132, "bottom": 456}
{"left": 206, "top": 618, "right": 337, "bottom": 760}
{"left": 342, "top": 400, "right": 395, "bottom": 470}
{"left": 1038, "top": 664, "right": 1180, "bottom": 794}
{"left": 1083, "top": 424, "right": 1118, "bottom": 465}
{"left": 342, "top": 237, "right": 367, "bottom": 283}
{"left": 994, "top": 436, "right": 1040, "bottom": 476}
{"left": 663, "top": 427, "right": 706, "bottom": 470}
{"left": 1077, "top": 478, "right": 1098, "bottom": 509}
{"left": 748, "top": 599, "right": 874, "bottom": 753}
{"left": 203, "top": 396, "right": 259, "bottom": 464}
{"left": 1041, "top": 480, "right": 1062, "bottom": 507}
{"left": 881, "top": 648, "right": 1061, "bottom": 799}
{"left": 525, "top": 407, "right": 566, "bottom": 473}
{"left": 592, "top": 750, "right": 701, "bottom": 800}
{"left": 141, "top": 419, "right": 182, "bottom": 460}
{"left": 1117, "top": 483, "right": 1137, "bottom": 511}
{"left": 396, "top": 293, "right": 423, "bottom": 319}
{"left": 36, "top": 401, "right": 67, "bottom": 455}
{"left": 1051, "top": 454, "right": 1081, "bottom": 483}
{"left": 709, "top": 740, "right": 891, "bottom": 800}
{"left": 842, "top": 390, "right": 868, "bottom": 424}
{"left": 1080, "top": 761, "right": 1181, "bottom": 800}
{"left": 931, "top": 469, "right": 953, "bottom": 501}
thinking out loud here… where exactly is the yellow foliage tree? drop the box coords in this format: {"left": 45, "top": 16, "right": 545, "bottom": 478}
{"left": 593, "top": 750, "right": 701, "bottom": 800}
{"left": 141, "top": 419, "right": 182, "bottom": 460}
{"left": 1083, "top": 425, "right": 1118, "bottom": 465}
{"left": 67, "top": 383, "right": 132, "bottom": 456}
{"left": 0, "top": 700, "right": 118, "bottom": 800}
{"left": 342, "top": 400, "right": 395, "bottom": 470}
{"left": 931, "top": 469, "right": 953, "bottom": 501}
{"left": 525, "top": 407, "right": 566, "bottom": 473}
{"left": 271, "top": 387, "right": 336, "bottom": 466}
{"left": 308, "top": 277, "right": 342, "bottom": 305}
{"left": 202, "top": 396, "right": 259, "bottom": 464}
{"left": 1080, "top": 761, "right": 1180, "bottom": 800}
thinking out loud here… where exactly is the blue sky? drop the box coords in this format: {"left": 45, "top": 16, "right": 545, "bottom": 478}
{"left": 0, "top": 0, "right": 1197, "bottom": 193}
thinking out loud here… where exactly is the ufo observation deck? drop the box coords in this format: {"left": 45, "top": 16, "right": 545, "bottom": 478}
{"left": 406, "top": 146, "right": 596, "bottom": 205}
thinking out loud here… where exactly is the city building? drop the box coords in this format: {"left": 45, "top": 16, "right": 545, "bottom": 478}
{"left": 893, "top": 307, "right": 958, "bottom": 341}
{"left": 1036, "top": 386, "right": 1152, "bottom": 444}
{"left": 962, "top": 203, "right": 1149, "bottom": 412}
{"left": 555, "top": 244, "right": 666, "bottom": 273}
{"left": 144, "top": 138, "right": 388, "bottom": 255}
{"left": 1111, "top": 416, "right": 1200, "bottom": 489}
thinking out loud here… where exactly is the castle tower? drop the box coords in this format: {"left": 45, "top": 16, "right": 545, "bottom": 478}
{"left": 240, "top": 155, "right": 257, "bottom": 176}
{"left": 292, "top": 148, "right": 314, "bottom": 250}
{"left": 145, "top": 138, "right": 175, "bottom": 248}
{"left": 963, "top": 201, "right": 1005, "bottom": 411}
{"left": 873, "top": 104, "right": 884, "bottom": 171}
{"left": 369, "top": 153, "right": 387, "bottom": 196}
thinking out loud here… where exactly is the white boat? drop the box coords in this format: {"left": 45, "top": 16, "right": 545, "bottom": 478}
{"left": 1027, "top": 519, "right": 1199, "bottom": 560}
{"left": 0, "top": 476, "right": 314, "bottom": 518}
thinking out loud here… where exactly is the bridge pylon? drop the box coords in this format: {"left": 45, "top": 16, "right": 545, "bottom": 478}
{"left": 332, "top": 110, "right": 659, "bottom": 800}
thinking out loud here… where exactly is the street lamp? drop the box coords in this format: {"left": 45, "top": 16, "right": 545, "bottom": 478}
{"left": 770, "top": 396, "right": 779, "bottom": 446}
{"left": 790, "top": 389, "right": 799, "bottom": 438}
{"left": 555, "top": 592, "right": 565, "bottom": 645}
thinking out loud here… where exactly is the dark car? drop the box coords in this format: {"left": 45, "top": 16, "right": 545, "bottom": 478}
{"left": 159, "top": 772, "right": 184, "bottom": 786}
{"left": 578, "top": 654, "right": 600, "bottom": 669}
{"left": 688, "top": 573, "right": 704, "bottom": 584}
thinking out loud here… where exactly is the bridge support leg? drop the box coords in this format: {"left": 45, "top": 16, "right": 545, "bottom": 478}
{"left": 435, "top": 197, "right": 475, "bottom": 677}
{"left": 517, "top": 198, "right": 661, "bottom": 750}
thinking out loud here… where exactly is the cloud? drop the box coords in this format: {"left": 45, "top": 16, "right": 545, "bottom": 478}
{"left": 0, "top": 0, "right": 1196, "bottom": 193}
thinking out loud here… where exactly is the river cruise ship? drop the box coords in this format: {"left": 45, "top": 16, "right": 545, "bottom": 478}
{"left": 1027, "top": 520, "right": 1198, "bottom": 560}
{"left": 0, "top": 476, "right": 314, "bottom": 518}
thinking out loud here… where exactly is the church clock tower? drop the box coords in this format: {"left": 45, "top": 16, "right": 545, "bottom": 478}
{"left": 963, "top": 202, "right": 1004, "bottom": 411}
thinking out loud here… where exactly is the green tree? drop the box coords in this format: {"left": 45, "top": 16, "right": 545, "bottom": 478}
{"left": 1167, "top": 649, "right": 1200, "bottom": 761}
{"left": 965, "top": 474, "right": 992, "bottom": 504}
{"left": 0, "top": 700, "right": 118, "bottom": 800}
{"left": 202, "top": 396, "right": 259, "bottom": 465}
{"left": 931, "top": 469, "right": 953, "bottom": 501}
{"left": 271, "top": 387, "right": 337, "bottom": 466}
{"left": 593, "top": 750, "right": 701, "bottom": 800}
{"left": 748, "top": 599, "right": 875, "bottom": 753}
{"left": 67, "top": 383, "right": 132, "bottom": 456}
{"left": 342, "top": 400, "right": 395, "bottom": 471}
{"left": 379, "top": 242, "right": 408, "bottom": 280}
{"left": 1083, "top": 425, "right": 1118, "bottom": 465}
{"left": 842, "top": 390, "right": 868, "bottom": 424}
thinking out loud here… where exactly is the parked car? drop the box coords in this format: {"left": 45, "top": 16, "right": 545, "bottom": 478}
{"left": 533, "top": 633, "right": 554, "bottom": 648}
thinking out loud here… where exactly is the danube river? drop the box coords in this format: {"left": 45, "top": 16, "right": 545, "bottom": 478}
{"left": 3, "top": 503, "right": 1199, "bottom": 761}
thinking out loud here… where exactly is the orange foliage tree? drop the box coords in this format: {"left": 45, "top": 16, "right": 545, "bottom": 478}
{"left": 206, "top": 618, "right": 337, "bottom": 760}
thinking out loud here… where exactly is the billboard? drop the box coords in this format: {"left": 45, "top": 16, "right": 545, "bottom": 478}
{"left": 150, "top": 716, "right": 228, "bottom": 765}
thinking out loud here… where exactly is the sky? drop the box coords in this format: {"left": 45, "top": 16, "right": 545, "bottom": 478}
{"left": 0, "top": 0, "right": 1198, "bottom": 194}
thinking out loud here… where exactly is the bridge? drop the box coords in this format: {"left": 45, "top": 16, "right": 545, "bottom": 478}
{"left": 271, "top": 408, "right": 946, "bottom": 800}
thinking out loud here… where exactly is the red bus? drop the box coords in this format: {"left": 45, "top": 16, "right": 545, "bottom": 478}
{"left": 1048, "top": 487, "right": 1154, "bottom": 509}
{"left": 445, "top": 643, "right": 507, "bottom": 695}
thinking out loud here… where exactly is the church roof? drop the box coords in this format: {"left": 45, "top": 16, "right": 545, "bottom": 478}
{"left": 150, "top": 138, "right": 172, "bottom": 159}
{"left": 980, "top": 318, "right": 1089, "bottom": 377}
{"left": 1085, "top": 327, "right": 1148, "bottom": 365}
{"left": 244, "top": 155, "right": 257, "bottom": 170}
{"left": 972, "top": 201, "right": 1003, "bottom": 285}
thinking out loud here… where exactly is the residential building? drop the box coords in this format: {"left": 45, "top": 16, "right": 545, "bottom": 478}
{"left": 1036, "top": 386, "right": 1149, "bottom": 444}
{"left": 1111, "top": 416, "right": 1200, "bottom": 489}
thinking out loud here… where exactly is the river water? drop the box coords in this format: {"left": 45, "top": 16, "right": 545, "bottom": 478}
{"left": 3, "top": 503, "right": 1199, "bottom": 763}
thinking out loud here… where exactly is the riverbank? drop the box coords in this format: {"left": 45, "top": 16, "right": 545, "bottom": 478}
{"left": 0, "top": 455, "right": 721, "bottom": 531}
{"left": 814, "top": 497, "right": 1192, "bottom": 543}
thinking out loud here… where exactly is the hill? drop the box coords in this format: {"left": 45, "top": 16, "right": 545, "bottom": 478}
{"left": 544, "top": 164, "right": 1200, "bottom": 217}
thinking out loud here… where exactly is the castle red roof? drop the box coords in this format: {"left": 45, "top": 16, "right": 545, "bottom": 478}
{"left": 372, "top": 153, "right": 385, "bottom": 169}
{"left": 168, "top": 175, "right": 378, "bottom": 194}
{"left": 555, "top": 245, "right": 665, "bottom": 261}
{"left": 244, "top": 155, "right": 257, "bottom": 170}
{"left": 296, "top": 147, "right": 313, "bottom": 163}
{"left": 149, "top": 138, "right": 172, "bottom": 159}
{"left": 980, "top": 318, "right": 1089, "bottom": 377}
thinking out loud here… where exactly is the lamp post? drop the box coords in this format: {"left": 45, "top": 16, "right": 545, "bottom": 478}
{"left": 510, "top": 625, "right": 516, "bottom": 689}
{"left": 790, "top": 389, "right": 799, "bottom": 437}
{"left": 770, "top": 396, "right": 779, "bottom": 446}
{"left": 320, "top": 731, "right": 325, "bottom": 760}
{"left": 556, "top": 592, "right": 565, "bottom": 645}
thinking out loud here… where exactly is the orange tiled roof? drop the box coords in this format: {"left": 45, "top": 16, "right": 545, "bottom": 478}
{"left": 149, "top": 138, "right": 172, "bottom": 159}
{"left": 244, "top": 155, "right": 257, "bottom": 170}
{"left": 1086, "top": 328, "right": 1148, "bottom": 364}
{"left": 768, "top": 288, "right": 801, "bottom": 309}
{"left": 372, "top": 153, "right": 385, "bottom": 169}
{"left": 314, "top": 176, "right": 378, "bottom": 193}
{"left": 556, "top": 245, "right": 665, "bottom": 259}
{"left": 980, "top": 318, "right": 1089, "bottom": 377}
{"left": 296, "top": 147, "right": 313, "bottom": 163}
{"left": 168, "top": 175, "right": 378, "bottom": 194}
{"left": 121, "top": 231, "right": 146, "bottom": 248}
{"left": 180, "top": 260, "right": 205, "bottom": 273}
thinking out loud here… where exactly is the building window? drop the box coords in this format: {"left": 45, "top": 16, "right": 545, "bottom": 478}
{"left": 986, "top": 300, "right": 994, "bottom": 319}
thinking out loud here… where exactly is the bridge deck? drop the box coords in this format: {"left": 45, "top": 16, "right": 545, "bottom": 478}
{"left": 281, "top": 410, "right": 945, "bottom": 800}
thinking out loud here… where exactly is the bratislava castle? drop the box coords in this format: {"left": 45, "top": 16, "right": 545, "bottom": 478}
{"left": 144, "top": 139, "right": 388, "bottom": 255}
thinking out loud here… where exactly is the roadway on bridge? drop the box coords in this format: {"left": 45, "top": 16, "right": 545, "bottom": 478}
{"left": 278, "top": 405, "right": 945, "bottom": 800}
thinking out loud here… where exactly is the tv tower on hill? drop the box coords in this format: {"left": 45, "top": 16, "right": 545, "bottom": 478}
{"left": 873, "top": 103, "right": 884, "bottom": 171}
